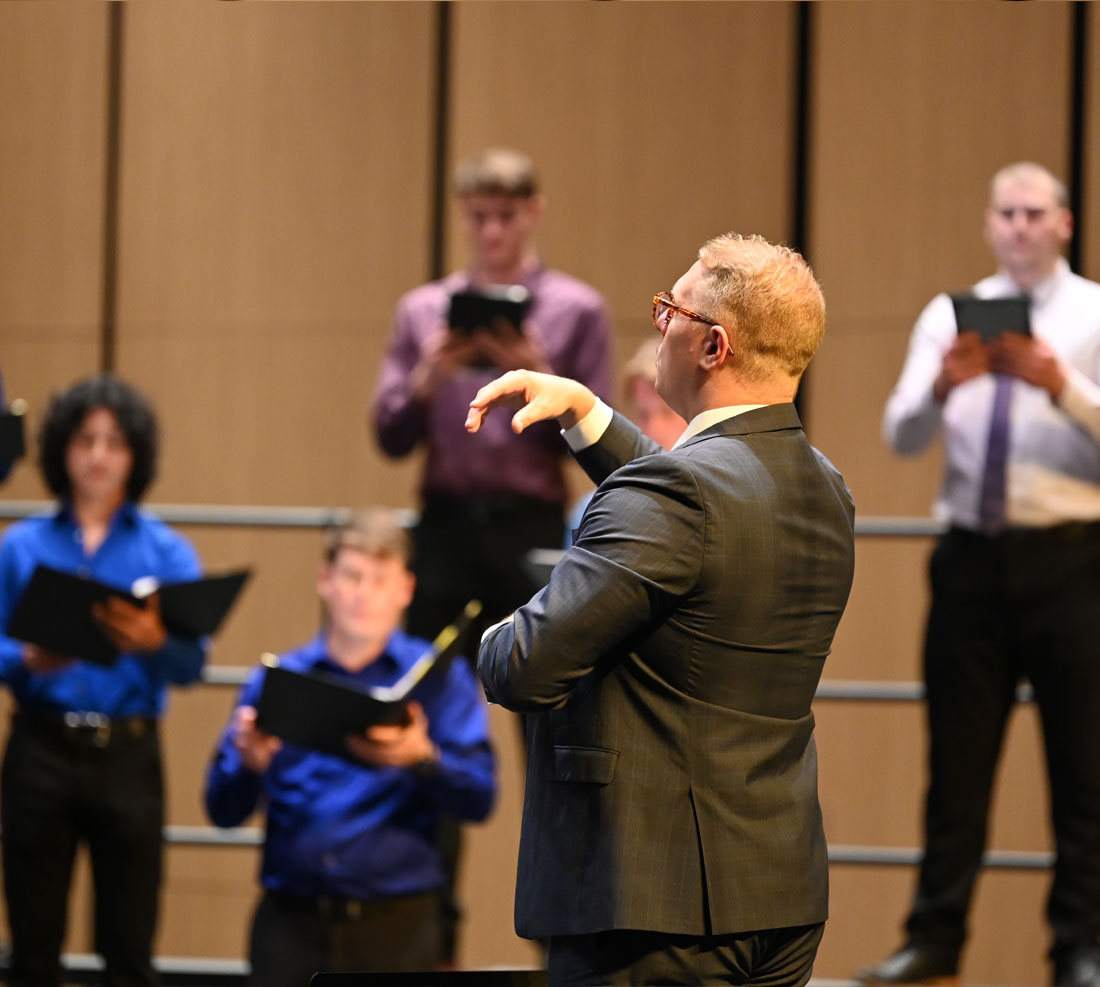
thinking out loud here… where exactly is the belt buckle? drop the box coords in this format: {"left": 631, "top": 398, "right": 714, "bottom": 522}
{"left": 63, "top": 711, "right": 111, "bottom": 747}
{"left": 316, "top": 895, "right": 361, "bottom": 921}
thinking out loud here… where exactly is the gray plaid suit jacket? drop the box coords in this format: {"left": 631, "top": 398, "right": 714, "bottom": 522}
{"left": 478, "top": 403, "right": 855, "bottom": 939}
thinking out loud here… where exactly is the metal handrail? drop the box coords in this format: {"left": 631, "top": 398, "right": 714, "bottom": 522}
{"left": 0, "top": 500, "right": 417, "bottom": 529}
{"left": 0, "top": 499, "right": 944, "bottom": 538}
{"left": 827, "top": 845, "right": 1053, "bottom": 870}
{"left": 165, "top": 825, "right": 263, "bottom": 847}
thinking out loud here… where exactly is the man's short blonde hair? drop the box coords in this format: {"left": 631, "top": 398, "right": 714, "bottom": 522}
{"left": 323, "top": 509, "right": 411, "bottom": 566}
{"left": 990, "top": 161, "right": 1068, "bottom": 209}
{"left": 695, "top": 233, "right": 825, "bottom": 383}
{"left": 453, "top": 148, "right": 539, "bottom": 199}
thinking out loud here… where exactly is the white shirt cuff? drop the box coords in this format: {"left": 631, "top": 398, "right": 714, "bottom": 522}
{"left": 480, "top": 613, "right": 515, "bottom": 646}
{"left": 561, "top": 399, "right": 614, "bottom": 452}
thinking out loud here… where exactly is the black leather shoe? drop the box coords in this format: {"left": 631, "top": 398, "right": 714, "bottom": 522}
{"left": 856, "top": 944, "right": 960, "bottom": 985}
{"left": 1055, "top": 945, "right": 1100, "bottom": 987}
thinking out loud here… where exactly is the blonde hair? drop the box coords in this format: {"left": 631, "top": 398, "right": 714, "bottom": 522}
{"left": 990, "top": 162, "right": 1068, "bottom": 209}
{"left": 695, "top": 233, "right": 825, "bottom": 382}
{"left": 323, "top": 508, "right": 411, "bottom": 565}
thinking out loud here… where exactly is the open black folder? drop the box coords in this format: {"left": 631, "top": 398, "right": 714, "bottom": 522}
{"left": 255, "top": 599, "right": 482, "bottom": 758}
{"left": 6, "top": 564, "right": 251, "bottom": 666}
{"left": 950, "top": 294, "right": 1031, "bottom": 342}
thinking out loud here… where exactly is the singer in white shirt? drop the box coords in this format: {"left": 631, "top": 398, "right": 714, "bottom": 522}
{"left": 860, "top": 163, "right": 1100, "bottom": 987}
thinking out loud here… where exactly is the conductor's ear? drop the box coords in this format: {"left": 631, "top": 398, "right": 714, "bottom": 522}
{"left": 702, "top": 324, "right": 732, "bottom": 368}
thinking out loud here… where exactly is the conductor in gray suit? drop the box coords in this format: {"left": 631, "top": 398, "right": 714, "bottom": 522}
{"left": 466, "top": 233, "right": 856, "bottom": 987}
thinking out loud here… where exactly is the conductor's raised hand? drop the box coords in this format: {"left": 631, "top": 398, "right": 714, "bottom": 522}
{"left": 465, "top": 370, "right": 596, "bottom": 435}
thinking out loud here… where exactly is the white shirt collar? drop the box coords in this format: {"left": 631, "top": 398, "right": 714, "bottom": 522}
{"left": 671, "top": 405, "right": 766, "bottom": 449}
{"left": 991, "top": 256, "right": 1068, "bottom": 308}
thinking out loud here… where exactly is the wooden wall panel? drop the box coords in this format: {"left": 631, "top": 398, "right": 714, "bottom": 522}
{"left": 827, "top": 538, "right": 929, "bottom": 683}
{"left": 459, "top": 705, "right": 542, "bottom": 970}
{"left": 159, "top": 846, "right": 258, "bottom": 962}
{"left": 808, "top": 4, "right": 1072, "bottom": 982}
{"left": 114, "top": 2, "right": 436, "bottom": 509}
{"left": 0, "top": 3, "right": 110, "bottom": 501}
{"left": 449, "top": 1, "right": 796, "bottom": 357}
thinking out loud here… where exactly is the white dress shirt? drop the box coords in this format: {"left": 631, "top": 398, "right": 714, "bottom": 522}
{"left": 883, "top": 258, "right": 1100, "bottom": 529}
{"left": 562, "top": 400, "right": 764, "bottom": 453}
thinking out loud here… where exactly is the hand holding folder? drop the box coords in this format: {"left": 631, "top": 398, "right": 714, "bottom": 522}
{"left": 92, "top": 591, "right": 170, "bottom": 655}
{"left": 6, "top": 564, "right": 251, "bottom": 666}
{"left": 254, "top": 599, "right": 482, "bottom": 759}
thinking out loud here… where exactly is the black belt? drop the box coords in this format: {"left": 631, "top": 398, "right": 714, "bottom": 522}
{"left": 14, "top": 708, "right": 156, "bottom": 749}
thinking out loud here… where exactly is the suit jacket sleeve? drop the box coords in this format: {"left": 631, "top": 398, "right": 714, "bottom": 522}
{"left": 479, "top": 441, "right": 704, "bottom": 711}
{"left": 572, "top": 410, "right": 663, "bottom": 487}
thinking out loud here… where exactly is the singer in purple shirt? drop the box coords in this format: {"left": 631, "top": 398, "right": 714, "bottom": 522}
{"left": 371, "top": 146, "right": 611, "bottom": 963}
{"left": 372, "top": 148, "right": 611, "bottom": 639}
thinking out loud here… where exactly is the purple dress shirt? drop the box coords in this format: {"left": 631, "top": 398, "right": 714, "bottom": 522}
{"left": 373, "top": 266, "right": 612, "bottom": 505}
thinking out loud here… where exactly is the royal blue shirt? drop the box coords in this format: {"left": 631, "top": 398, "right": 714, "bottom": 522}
{"left": 204, "top": 630, "right": 496, "bottom": 901}
{"left": 0, "top": 503, "right": 206, "bottom": 716}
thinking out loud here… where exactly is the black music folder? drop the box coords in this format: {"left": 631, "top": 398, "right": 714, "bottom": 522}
{"left": 0, "top": 400, "right": 27, "bottom": 470}
{"left": 157, "top": 569, "right": 251, "bottom": 637}
{"left": 255, "top": 599, "right": 482, "bottom": 758}
{"left": 6, "top": 564, "right": 251, "bottom": 666}
{"left": 950, "top": 294, "right": 1031, "bottom": 342}
{"left": 447, "top": 285, "right": 530, "bottom": 338}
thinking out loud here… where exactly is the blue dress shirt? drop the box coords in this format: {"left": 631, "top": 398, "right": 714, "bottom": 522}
{"left": 0, "top": 503, "right": 205, "bottom": 716}
{"left": 204, "top": 630, "right": 496, "bottom": 901}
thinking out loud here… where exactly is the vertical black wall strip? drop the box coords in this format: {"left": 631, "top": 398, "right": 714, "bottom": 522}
{"left": 1068, "top": 1, "right": 1089, "bottom": 274}
{"left": 99, "top": 3, "right": 125, "bottom": 374}
{"left": 791, "top": 2, "right": 814, "bottom": 423}
{"left": 429, "top": 1, "right": 452, "bottom": 283}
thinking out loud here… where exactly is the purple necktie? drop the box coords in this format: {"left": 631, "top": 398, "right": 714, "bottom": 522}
{"left": 978, "top": 373, "right": 1014, "bottom": 532}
